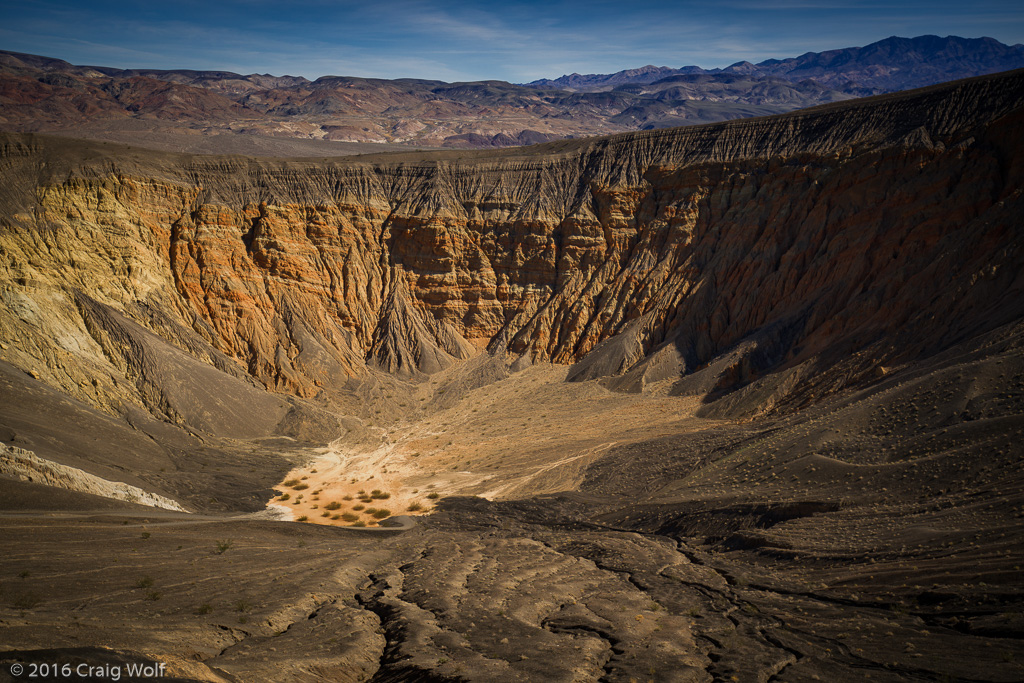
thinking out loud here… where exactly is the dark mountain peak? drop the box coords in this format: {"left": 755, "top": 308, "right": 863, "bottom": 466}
{"left": 526, "top": 64, "right": 688, "bottom": 91}
{"left": 722, "top": 61, "right": 757, "bottom": 75}
{"left": 530, "top": 35, "right": 1024, "bottom": 94}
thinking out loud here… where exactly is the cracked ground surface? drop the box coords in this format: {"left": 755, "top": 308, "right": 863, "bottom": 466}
{"left": 2, "top": 490, "right": 1022, "bottom": 683}
{"left": 2, "top": 324, "right": 1024, "bottom": 682}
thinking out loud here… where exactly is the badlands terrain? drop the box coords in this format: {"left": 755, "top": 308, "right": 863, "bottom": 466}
{"left": 0, "top": 68, "right": 1023, "bottom": 681}
{"left": 2, "top": 35, "right": 1023, "bottom": 153}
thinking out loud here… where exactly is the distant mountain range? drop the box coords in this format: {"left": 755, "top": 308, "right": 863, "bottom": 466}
{"left": 1, "top": 35, "right": 1021, "bottom": 152}
{"left": 527, "top": 35, "right": 1024, "bottom": 92}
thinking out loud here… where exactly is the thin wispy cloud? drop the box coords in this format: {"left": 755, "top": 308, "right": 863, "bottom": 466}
{"left": 0, "top": 0, "right": 1021, "bottom": 81}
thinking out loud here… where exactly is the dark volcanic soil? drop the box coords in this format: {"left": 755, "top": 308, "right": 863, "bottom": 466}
{"left": 1, "top": 321, "right": 1023, "bottom": 682}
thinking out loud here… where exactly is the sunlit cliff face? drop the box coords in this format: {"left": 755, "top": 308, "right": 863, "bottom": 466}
{"left": 2, "top": 72, "right": 1022, "bottom": 432}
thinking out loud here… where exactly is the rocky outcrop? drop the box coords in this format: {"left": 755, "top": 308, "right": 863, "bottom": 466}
{"left": 0, "top": 442, "right": 187, "bottom": 511}
{"left": 1, "top": 70, "right": 1023, "bottom": 430}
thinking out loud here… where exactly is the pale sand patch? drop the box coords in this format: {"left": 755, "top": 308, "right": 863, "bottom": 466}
{"left": 265, "top": 502, "right": 295, "bottom": 521}
{"left": 269, "top": 362, "right": 715, "bottom": 526}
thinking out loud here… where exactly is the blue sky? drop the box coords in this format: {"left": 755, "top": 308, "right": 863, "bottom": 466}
{"left": 1, "top": 0, "right": 1022, "bottom": 82}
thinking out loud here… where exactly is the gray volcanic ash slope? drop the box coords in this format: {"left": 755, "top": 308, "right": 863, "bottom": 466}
{"left": 0, "top": 70, "right": 1023, "bottom": 682}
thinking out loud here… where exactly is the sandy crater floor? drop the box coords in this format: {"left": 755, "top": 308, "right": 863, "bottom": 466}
{"left": 270, "top": 362, "right": 712, "bottom": 526}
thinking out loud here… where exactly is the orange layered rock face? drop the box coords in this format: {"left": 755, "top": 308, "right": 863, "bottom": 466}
{"left": 169, "top": 200, "right": 391, "bottom": 394}
{"left": 1, "top": 71, "right": 1023, "bottom": 424}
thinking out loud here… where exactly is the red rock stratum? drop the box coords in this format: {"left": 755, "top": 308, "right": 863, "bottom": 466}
{"left": 1, "top": 70, "right": 1022, "bottom": 429}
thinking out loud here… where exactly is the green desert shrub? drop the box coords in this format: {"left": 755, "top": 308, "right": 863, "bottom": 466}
{"left": 371, "top": 509, "right": 391, "bottom": 519}
{"left": 341, "top": 512, "right": 359, "bottom": 522}
{"left": 325, "top": 501, "right": 342, "bottom": 511}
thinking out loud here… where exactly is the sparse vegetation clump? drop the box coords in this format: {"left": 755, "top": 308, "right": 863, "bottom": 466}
{"left": 372, "top": 509, "right": 392, "bottom": 519}
{"left": 325, "top": 501, "right": 342, "bottom": 510}
{"left": 283, "top": 479, "right": 300, "bottom": 487}
{"left": 297, "top": 515, "right": 309, "bottom": 522}
{"left": 292, "top": 483, "right": 309, "bottom": 491}
{"left": 195, "top": 603, "right": 213, "bottom": 615}
{"left": 370, "top": 489, "right": 391, "bottom": 500}
{"left": 427, "top": 492, "right": 440, "bottom": 500}
{"left": 353, "top": 504, "right": 365, "bottom": 511}
{"left": 341, "top": 512, "right": 359, "bottom": 522}
{"left": 135, "top": 575, "right": 154, "bottom": 588}
{"left": 407, "top": 501, "right": 424, "bottom": 512}
{"left": 215, "top": 540, "right": 233, "bottom": 554}
{"left": 278, "top": 493, "right": 290, "bottom": 501}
